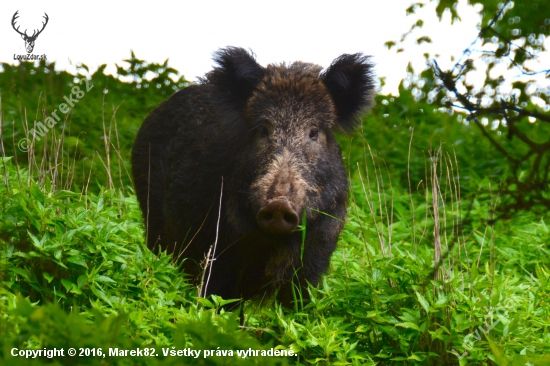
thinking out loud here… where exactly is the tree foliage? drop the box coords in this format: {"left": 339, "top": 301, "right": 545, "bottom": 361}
{"left": 1, "top": 12, "right": 550, "bottom": 363}
{"left": 389, "top": 0, "right": 550, "bottom": 214}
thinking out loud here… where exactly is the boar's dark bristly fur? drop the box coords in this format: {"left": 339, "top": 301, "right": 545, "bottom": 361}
{"left": 131, "top": 47, "right": 375, "bottom": 308}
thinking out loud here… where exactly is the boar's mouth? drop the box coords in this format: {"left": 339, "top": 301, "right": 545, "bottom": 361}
{"left": 256, "top": 197, "right": 300, "bottom": 235}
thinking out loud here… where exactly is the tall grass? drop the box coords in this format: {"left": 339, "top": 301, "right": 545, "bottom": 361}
{"left": 1, "top": 61, "right": 549, "bottom": 365}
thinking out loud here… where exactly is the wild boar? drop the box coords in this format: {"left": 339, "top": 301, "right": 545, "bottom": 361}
{"left": 131, "top": 47, "right": 375, "bottom": 307}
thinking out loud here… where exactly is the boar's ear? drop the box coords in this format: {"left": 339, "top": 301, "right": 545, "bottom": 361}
{"left": 321, "top": 54, "right": 376, "bottom": 133}
{"left": 208, "top": 47, "right": 265, "bottom": 111}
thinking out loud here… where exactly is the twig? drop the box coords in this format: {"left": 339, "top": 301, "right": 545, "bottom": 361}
{"left": 199, "top": 177, "right": 224, "bottom": 299}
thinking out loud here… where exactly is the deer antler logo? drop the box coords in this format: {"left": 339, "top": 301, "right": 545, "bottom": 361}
{"left": 12, "top": 11, "right": 49, "bottom": 54}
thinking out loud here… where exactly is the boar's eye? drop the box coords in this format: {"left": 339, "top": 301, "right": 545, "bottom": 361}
{"left": 308, "top": 127, "right": 319, "bottom": 141}
{"left": 258, "top": 124, "right": 270, "bottom": 138}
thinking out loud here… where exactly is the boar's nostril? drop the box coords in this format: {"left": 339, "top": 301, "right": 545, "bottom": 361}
{"left": 257, "top": 199, "right": 299, "bottom": 235}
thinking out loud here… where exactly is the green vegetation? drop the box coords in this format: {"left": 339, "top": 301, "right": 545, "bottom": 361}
{"left": 1, "top": 56, "right": 548, "bottom": 365}
{"left": 1, "top": 2, "right": 549, "bottom": 364}
{"left": 387, "top": 0, "right": 550, "bottom": 214}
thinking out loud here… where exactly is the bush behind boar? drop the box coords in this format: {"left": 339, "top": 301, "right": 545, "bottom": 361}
{"left": 132, "top": 47, "right": 375, "bottom": 307}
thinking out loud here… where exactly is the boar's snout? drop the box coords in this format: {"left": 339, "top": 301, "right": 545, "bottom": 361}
{"left": 257, "top": 198, "right": 300, "bottom": 235}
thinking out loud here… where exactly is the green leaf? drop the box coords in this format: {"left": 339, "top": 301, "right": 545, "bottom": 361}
{"left": 67, "top": 255, "right": 88, "bottom": 268}
{"left": 195, "top": 297, "right": 215, "bottom": 308}
{"left": 61, "top": 279, "right": 75, "bottom": 292}
{"left": 407, "top": 354, "right": 423, "bottom": 361}
{"left": 415, "top": 291, "right": 430, "bottom": 314}
{"left": 27, "top": 231, "right": 44, "bottom": 249}
{"left": 385, "top": 41, "right": 396, "bottom": 50}
{"left": 487, "top": 335, "right": 510, "bottom": 366}
{"left": 77, "top": 275, "right": 88, "bottom": 288}
{"left": 11, "top": 267, "right": 31, "bottom": 281}
{"left": 43, "top": 272, "right": 54, "bottom": 283}
{"left": 396, "top": 322, "right": 421, "bottom": 331}
{"left": 95, "top": 275, "right": 116, "bottom": 283}
{"left": 416, "top": 36, "right": 432, "bottom": 44}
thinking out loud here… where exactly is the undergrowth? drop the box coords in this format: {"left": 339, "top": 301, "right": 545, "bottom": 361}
{"left": 1, "top": 59, "right": 549, "bottom": 365}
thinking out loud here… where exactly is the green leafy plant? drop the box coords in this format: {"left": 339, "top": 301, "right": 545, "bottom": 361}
{"left": 386, "top": 0, "right": 550, "bottom": 214}
{"left": 1, "top": 51, "right": 549, "bottom": 365}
